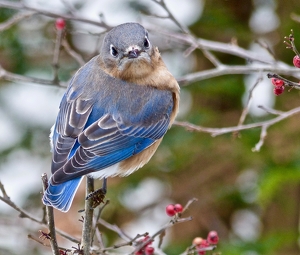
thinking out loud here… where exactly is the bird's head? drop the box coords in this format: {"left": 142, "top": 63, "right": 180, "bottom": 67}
{"left": 100, "top": 23, "right": 160, "bottom": 81}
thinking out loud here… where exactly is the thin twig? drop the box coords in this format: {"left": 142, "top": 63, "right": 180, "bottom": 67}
{"left": 0, "top": 181, "right": 80, "bottom": 244}
{"left": 257, "top": 105, "right": 284, "bottom": 115}
{"left": 174, "top": 105, "right": 300, "bottom": 137}
{"left": 177, "top": 65, "right": 300, "bottom": 86}
{"left": 0, "top": 64, "right": 67, "bottom": 87}
{"left": 252, "top": 125, "right": 268, "bottom": 152}
{"left": 0, "top": 181, "right": 9, "bottom": 199}
{"left": 91, "top": 200, "right": 110, "bottom": 249}
{"left": 0, "top": 181, "right": 44, "bottom": 224}
{"left": 97, "top": 218, "right": 132, "bottom": 241}
{"left": 151, "top": 0, "right": 190, "bottom": 34}
{"left": 182, "top": 198, "right": 198, "bottom": 213}
{"left": 0, "top": 12, "right": 34, "bottom": 31}
{"left": 28, "top": 234, "right": 69, "bottom": 251}
{"left": 81, "top": 177, "right": 95, "bottom": 255}
{"left": 202, "top": 49, "right": 223, "bottom": 67}
{"left": 0, "top": 0, "right": 111, "bottom": 29}
{"left": 62, "top": 39, "right": 86, "bottom": 66}
{"left": 41, "top": 174, "right": 60, "bottom": 255}
{"left": 52, "top": 27, "right": 64, "bottom": 83}
{"left": 100, "top": 233, "right": 148, "bottom": 252}
{"left": 132, "top": 216, "right": 193, "bottom": 254}
{"left": 234, "top": 74, "right": 263, "bottom": 137}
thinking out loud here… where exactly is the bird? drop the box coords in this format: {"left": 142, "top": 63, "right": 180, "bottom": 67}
{"left": 42, "top": 22, "right": 180, "bottom": 212}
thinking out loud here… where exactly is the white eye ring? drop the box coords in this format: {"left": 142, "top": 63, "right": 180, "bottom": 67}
{"left": 143, "top": 36, "right": 150, "bottom": 49}
{"left": 110, "top": 44, "right": 118, "bottom": 57}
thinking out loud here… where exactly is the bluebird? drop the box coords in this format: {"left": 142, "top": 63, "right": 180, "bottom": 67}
{"left": 42, "top": 22, "right": 180, "bottom": 212}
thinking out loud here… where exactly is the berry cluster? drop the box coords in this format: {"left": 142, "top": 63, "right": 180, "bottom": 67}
{"left": 269, "top": 30, "right": 300, "bottom": 96}
{"left": 192, "top": 231, "right": 219, "bottom": 255}
{"left": 165, "top": 203, "right": 183, "bottom": 216}
{"left": 271, "top": 78, "right": 285, "bottom": 96}
{"left": 135, "top": 235, "right": 155, "bottom": 255}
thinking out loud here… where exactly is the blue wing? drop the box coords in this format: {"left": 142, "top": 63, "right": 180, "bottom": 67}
{"left": 42, "top": 57, "right": 174, "bottom": 211}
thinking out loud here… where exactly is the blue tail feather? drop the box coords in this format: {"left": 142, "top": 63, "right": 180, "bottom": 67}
{"left": 42, "top": 177, "right": 83, "bottom": 212}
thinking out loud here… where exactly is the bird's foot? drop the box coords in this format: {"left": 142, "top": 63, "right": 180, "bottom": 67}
{"left": 85, "top": 188, "right": 106, "bottom": 209}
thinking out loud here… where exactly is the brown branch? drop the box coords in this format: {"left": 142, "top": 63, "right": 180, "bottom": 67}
{"left": 0, "top": 179, "right": 80, "bottom": 245}
{"left": 252, "top": 125, "right": 268, "bottom": 152}
{"left": 81, "top": 177, "right": 95, "bottom": 255}
{"left": 0, "top": 0, "right": 111, "bottom": 29}
{"left": 0, "top": 180, "right": 44, "bottom": 225}
{"left": 258, "top": 105, "right": 284, "bottom": 115}
{"left": 132, "top": 216, "right": 193, "bottom": 255}
{"left": 177, "top": 65, "right": 300, "bottom": 86}
{"left": 0, "top": 11, "right": 34, "bottom": 31}
{"left": 41, "top": 174, "right": 60, "bottom": 255}
{"left": 151, "top": 0, "right": 190, "bottom": 34}
{"left": 91, "top": 200, "right": 110, "bottom": 250}
{"left": 0, "top": 64, "right": 67, "bottom": 87}
{"left": 234, "top": 74, "right": 263, "bottom": 137}
{"left": 28, "top": 234, "right": 69, "bottom": 252}
{"left": 52, "top": 27, "right": 64, "bottom": 83}
{"left": 174, "top": 105, "right": 300, "bottom": 136}
{"left": 62, "top": 39, "right": 86, "bottom": 66}
{"left": 97, "top": 218, "right": 132, "bottom": 242}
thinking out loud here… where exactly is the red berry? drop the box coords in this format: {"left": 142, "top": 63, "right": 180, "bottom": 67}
{"left": 207, "top": 230, "right": 219, "bottom": 245}
{"left": 271, "top": 78, "right": 284, "bottom": 86}
{"left": 273, "top": 85, "right": 284, "bottom": 96}
{"left": 135, "top": 250, "right": 144, "bottom": 255}
{"left": 166, "top": 204, "right": 176, "bottom": 216}
{"left": 196, "top": 239, "right": 210, "bottom": 255}
{"left": 174, "top": 203, "right": 183, "bottom": 213}
{"left": 55, "top": 18, "right": 66, "bottom": 30}
{"left": 293, "top": 55, "right": 300, "bottom": 68}
{"left": 145, "top": 246, "right": 155, "bottom": 255}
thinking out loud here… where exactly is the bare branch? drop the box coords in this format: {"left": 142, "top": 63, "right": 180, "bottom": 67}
{"left": 0, "top": 180, "right": 44, "bottom": 225}
{"left": 0, "top": 65, "right": 67, "bottom": 87}
{"left": 0, "top": 11, "right": 34, "bottom": 31}
{"left": 0, "top": 0, "right": 111, "bottom": 29}
{"left": 202, "top": 49, "right": 223, "bottom": 67}
{"left": 41, "top": 174, "right": 60, "bottom": 255}
{"left": 97, "top": 218, "right": 132, "bottom": 242}
{"left": 132, "top": 216, "right": 193, "bottom": 254}
{"left": 177, "top": 65, "right": 300, "bottom": 86}
{"left": 258, "top": 105, "right": 284, "bottom": 115}
{"left": 151, "top": 0, "right": 190, "bottom": 34}
{"left": 252, "top": 125, "right": 268, "bottom": 152}
{"left": 81, "top": 177, "right": 95, "bottom": 255}
{"left": 174, "top": 105, "right": 300, "bottom": 137}
{"left": 62, "top": 39, "right": 86, "bottom": 66}
{"left": 234, "top": 74, "right": 263, "bottom": 137}
{"left": 52, "top": 27, "right": 64, "bottom": 83}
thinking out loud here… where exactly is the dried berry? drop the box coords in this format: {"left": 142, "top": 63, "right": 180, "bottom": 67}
{"left": 271, "top": 78, "right": 284, "bottom": 86}
{"left": 207, "top": 230, "right": 219, "bottom": 245}
{"left": 145, "top": 246, "right": 155, "bottom": 255}
{"left": 273, "top": 86, "right": 284, "bottom": 96}
{"left": 174, "top": 203, "right": 183, "bottom": 213}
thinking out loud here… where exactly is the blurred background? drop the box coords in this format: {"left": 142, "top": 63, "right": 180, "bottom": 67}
{"left": 1, "top": 0, "right": 300, "bottom": 254}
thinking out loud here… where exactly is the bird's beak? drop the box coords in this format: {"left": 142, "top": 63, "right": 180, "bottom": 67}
{"left": 127, "top": 48, "right": 140, "bottom": 59}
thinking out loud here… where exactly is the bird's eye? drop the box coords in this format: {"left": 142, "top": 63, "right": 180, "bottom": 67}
{"left": 110, "top": 45, "right": 118, "bottom": 57}
{"left": 143, "top": 36, "right": 150, "bottom": 49}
